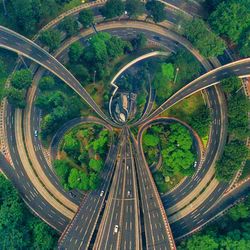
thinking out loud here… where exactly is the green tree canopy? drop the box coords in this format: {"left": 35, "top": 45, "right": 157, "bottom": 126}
{"left": 125, "top": 0, "right": 145, "bottom": 18}
{"left": 38, "top": 76, "right": 56, "bottom": 91}
{"left": 11, "top": 69, "right": 32, "bottom": 90}
{"left": 78, "top": 9, "right": 94, "bottom": 28}
{"left": 209, "top": 0, "right": 250, "bottom": 43}
{"left": 89, "top": 159, "right": 103, "bottom": 173}
{"left": 101, "top": 0, "right": 125, "bottom": 19}
{"left": 146, "top": 0, "right": 166, "bottom": 23}
{"left": 143, "top": 134, "right": 160, "bottom": 147}
{"left": 60, "top": 16, "right": 79, "bottom": 37}
{"left": 184, "top": 18, "right": 226, "bottom": 58}
{"left": 68, "top": 42, "right": 84, "bottom": 63}
{"left": 5, "top": 87, "right": 26, "bottom": 108}
{"left": 39, "top": 29, "right": 61, "bottom": 52}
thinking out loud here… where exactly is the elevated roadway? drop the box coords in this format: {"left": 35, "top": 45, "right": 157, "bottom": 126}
{"left": 0, "top": 25, "right": 117, "bottom": 127}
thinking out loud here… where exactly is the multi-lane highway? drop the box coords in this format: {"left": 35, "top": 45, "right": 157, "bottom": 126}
{"left": 0, "top": 1, "right": 250, "bottom": 249}
{"left": 94, "top": 129, "right": 141, "bottom": 250}
{"left": 0, "top": 25, "right": 117, "bottom": 127}
{"left": 58, "top": 130, "right": 123, "bottom": 249}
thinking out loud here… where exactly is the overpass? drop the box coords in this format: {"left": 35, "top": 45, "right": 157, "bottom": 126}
{"left": 0, "top": 25, "right": 118, "bottom": 127}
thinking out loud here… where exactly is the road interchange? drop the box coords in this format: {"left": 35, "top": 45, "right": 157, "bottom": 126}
{"left": 0, "top": 1, "right": 249, "bottom": 249}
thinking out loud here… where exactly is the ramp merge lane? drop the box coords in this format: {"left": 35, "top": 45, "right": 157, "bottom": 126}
{"left": 0, "top": 25, "right": 117, "bottom": 127}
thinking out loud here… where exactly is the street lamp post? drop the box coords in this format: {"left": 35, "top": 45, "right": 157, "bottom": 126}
{"left": 93, "top": 70, "right": 96, "bottom": 84}
{"left": 174, "top": 67, "right": 179, "bottom": 84}
{"left": 3, "top": 0, "right": 7, "bottom": 16}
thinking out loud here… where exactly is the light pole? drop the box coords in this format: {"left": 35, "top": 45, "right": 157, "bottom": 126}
{"left": 93, "top": 70, "right": 96, "bottom": 84}
{"left": 174, "top": 67, "right": 179, "bottom": 84}
{"left": 3, "top": 0, "right": 7, "bottom": 16}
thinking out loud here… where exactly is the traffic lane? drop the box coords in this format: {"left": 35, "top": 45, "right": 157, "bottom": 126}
{"left": 159, "top": 86, "right": 223, "bottom": 207}
{"left": 132, "top": 140, "right": 172, "bottom": 249}
{"left": 60, "top": 142, "right": 119, "bottom": 249}
{"left": 172, "top": 181, "right": 250, "bottom": 239}
{"left": 30, "top": 102, "right": 82, "bottom": 206}
{"left": 162, "top": 0, "right": 205, "bottom": 16}
{"left": 0, "top": 153, "right": 69, "bottom": 231}
{"left": 5, "top": 104, "right": 70, "bottom": 229}
{"left": 120, "top": 143, "right": 138, "bottom": 250}
{"left": 0, "top": 27, "right": 115, "bottom": 126}
{"left": 170, "top": 182, "right": 228, "bottom": 237}
{"left": 59, "top": 129, "right": 123, "bottom": 246}
{"left": 158, "top": 61, "right": 250, "bottom": 115}
{"left": 105, "top": 28, "right": 179, "bottom": 52}
{"left": 98, "top": 142, "right": 127, "bottom": 249}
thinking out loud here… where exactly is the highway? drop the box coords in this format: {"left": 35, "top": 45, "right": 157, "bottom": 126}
{"left": 130, "top": 130, "right": 176, "bottom": 250}
{"left": 142, "top": 59, "right": 250, "bottom": 123}
{"left": 58, "top": 130, "right": 123, "bottom": 249}
{"left": 0, "top": 1, "right": 249, "bottom": 248}
{"left": 94, "top": 128, "right": 141, "bottom": 250}
{"left": 0, "top": 25, "right": 117, "bottom": 127}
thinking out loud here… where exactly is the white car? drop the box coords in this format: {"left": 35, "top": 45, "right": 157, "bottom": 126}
{"left": 100, "top": 190, "right": 104, "bottom": 197}
{"left": 34, "top": 130, "right": 38, "bottom": 137}
{"left": 127, "top": 190, "right": 131, "bottom": 196}
{"left": 114, "top": 225, "right": 119, "bottom": 233}
{"left": 126, "top": 165, "right": 129, "bottom": 170}
{"left": 194, "top": 161, "right": 198, "bottom": 168}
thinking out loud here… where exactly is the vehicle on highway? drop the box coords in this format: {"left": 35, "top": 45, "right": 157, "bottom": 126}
{"left": 194, "top": 161, "right": 197, "bottom": 168}
{"left": 69, "top": 191, "right": 76, "bottom": 198}
{"left": 127, "top": 190, "right": 131, "bottom": 196}
{"left": 34, "top": 130, "right": 38, "bottom": 137}
{"left": 114, "top": 225, "right": 119, "bottom": 233}
{"left": 127, "top": 165, "right": 129, "bottom": 170}
{"left": 100, "top": 190, "right": 104, "bottom": 197}
{"left": 153, "top": 36, "right": 161, "bottom": 41}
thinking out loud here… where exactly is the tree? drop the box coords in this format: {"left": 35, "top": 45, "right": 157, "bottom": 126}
{"left": 63, "top": 133, "right": 80, "bottom": 159}
{"left": 68, "top": 64, "right": 90, "bottom": 84}
{"left": 125, "top": 0, "right": 145, "bottom": 18}
{"left": 89, "top": 172, "right": 100, "bottom": 190}
{"left": 179, "top": 234, "right": 218, "bottom": 250}
{"left": 68, "top": 168, "right": 80, "bottom": 189}
{"left": 221, "top": 76, "right": 241, "bottom": 94}
{"left": 100, "top": 0, "right": 125, "bottom": 19}
{"left": 229, "top": 203, "right": 250, "bottom": 221}
{"left": 216, "top": 140, "right": 248, "bottom": 181}
{"left": 0, "top": 57, "right": 6, "bottom": 76}
{"left": 146, "top": 0, "right": 166, "bottom": 23}
{"left": 78, "top": 9, "right": 94, "bottom": 28}
{"left": 184, "top": 18, "right": 226, "bottom": 58}
{"left": 131, "top": 33, "right": 147, "bottom": 50}
{"left": 152, "top": 63, "right": 175, "bottom": 103}
{"left": 89, "top": 159, "right": 103, "bottom": 173}
{"left": 239, "top": 29, "right": 250, "bottom": 57}
{"left": 39, "top": 29, "right": 61, "bottom": 52}
{"left": 106, "top": 36, "right": 126, "bottom": 59}
{"left": 60, "top": 16, "right": 79, "bottom": 37}
{"left": 11, "top": 69, "right": 32, "bottom": 90}
{"left": 68, "top": 42, "right": 84, "bottom": 63}
{"left": 143, "top": 134, "right": 160, "bottom": 147}
{"left": 54, "top": 160, "right": 70, "bottom": 188}
{"left": 30, "top": 218, "right": 57, "bottom": 250}
{"left": 209, "top": 0, "right": 250, "bottom": 43}
{"left": 38, "top": 76, "right": 55, "bottom": 91}
{"left": 5, "top": 87, "right": 26, "bottom": 108}
{"left": 170, "top": 49, "right": 202, "bottom": 83}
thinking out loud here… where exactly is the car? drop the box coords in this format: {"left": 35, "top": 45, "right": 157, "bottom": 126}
{"left": 114, "top": 225, "right": 119, "bottom": 233}
{"left": 34, "top": 130, "right": 38, "bottom": 137}
{"left": 127, "top": 190, "right": 131, "bottom": 196}
{"left": 100, "top": 190, "right": 104, "bottom": 197}
{"left": 126, "top": 165, "right": 129, "bottom": 170}
{"left": 69, "top": 191, "right": 76, "bottom": 198}
{"left": 153, "top": 35, "right": 161, "bottom": 41}
{"left": 194, "top": 161, "right": 198, "bottom": 168}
